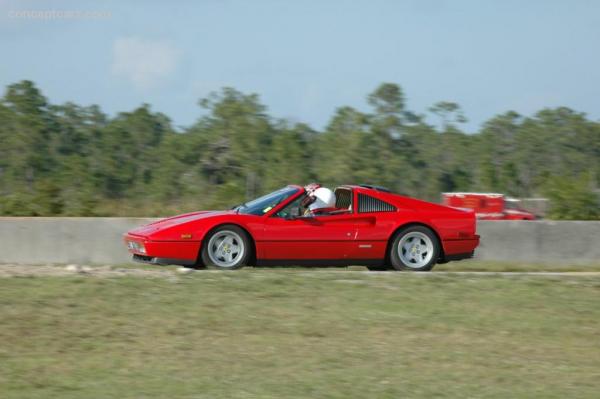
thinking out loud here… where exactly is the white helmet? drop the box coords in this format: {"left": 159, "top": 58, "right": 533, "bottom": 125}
{"left": 308, "top": 187, "right": 336, "bottom": 212}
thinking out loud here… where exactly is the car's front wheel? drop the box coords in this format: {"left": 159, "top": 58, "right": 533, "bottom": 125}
{"left": 389, "top": 226, "right": 440, "bottom": 271}
{"left": 201, "top": 225, "right": 251, "bottom": 270}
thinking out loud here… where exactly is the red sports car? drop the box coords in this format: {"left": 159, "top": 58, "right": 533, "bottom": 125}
{"left": 124, "top": 184, "right": 479, "bottom": 271}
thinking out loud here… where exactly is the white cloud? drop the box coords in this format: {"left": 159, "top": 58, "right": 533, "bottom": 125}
{"left": 111, "top": 36, "right": 179, "bottom": 90}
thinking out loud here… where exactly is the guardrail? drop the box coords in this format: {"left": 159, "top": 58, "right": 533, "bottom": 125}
{"left": 0, "top": 218, "right": 599, "bottom": 265}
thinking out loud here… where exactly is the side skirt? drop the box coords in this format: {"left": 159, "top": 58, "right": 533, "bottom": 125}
{"left": 256, "top": 259, "right": 384, "bottom": 267}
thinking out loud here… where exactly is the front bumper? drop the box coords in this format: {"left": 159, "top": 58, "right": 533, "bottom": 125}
{"left": 123, "top": 234, "right": 201, "bottom": 266}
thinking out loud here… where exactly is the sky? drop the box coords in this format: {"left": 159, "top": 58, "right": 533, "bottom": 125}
{"left": 1, "top": 0, "right": 599, "bottom": 132}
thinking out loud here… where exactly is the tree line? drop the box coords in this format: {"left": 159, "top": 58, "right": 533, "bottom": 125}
{"left": 0, "top": 80, "right": 599, "bottom": 219}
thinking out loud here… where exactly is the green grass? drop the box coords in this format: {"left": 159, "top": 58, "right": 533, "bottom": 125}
{"left": 1, "top": 271, "right": 599, "bottom": 398}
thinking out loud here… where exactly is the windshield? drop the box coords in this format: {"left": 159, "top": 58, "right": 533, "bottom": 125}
{"left": 505, "top": 199, "right": 520, "bottom": 210}
{"left": 236, "top": 186, "right": 300, "bottom": 216}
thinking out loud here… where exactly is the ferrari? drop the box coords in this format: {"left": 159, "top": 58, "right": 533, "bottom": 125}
{"left": 124, "top": 184, "right": 479, "bottom": 271}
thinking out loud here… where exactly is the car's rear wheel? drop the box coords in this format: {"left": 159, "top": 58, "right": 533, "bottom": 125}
{"left": 389, "top": 226, "right": 439, "bottom": 271}
{"left": 201, "top": 225, "right": 251, "bottom": 270}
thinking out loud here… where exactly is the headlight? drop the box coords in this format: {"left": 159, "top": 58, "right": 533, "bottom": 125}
{"left": 127, "top": 241, "right": 146, "bottom": 254}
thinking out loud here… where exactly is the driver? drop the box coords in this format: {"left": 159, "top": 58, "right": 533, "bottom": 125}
{"left": 302, "top": 187, "right": 337, "bottom": 216}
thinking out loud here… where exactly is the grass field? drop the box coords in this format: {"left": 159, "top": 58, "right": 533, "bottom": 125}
{"left": 1, "top": 269, "right": 599, "bottom": 398}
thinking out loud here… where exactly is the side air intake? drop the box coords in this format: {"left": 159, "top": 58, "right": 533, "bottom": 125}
{"left": 358, "top": 193, "right": 396, "bottom": 213}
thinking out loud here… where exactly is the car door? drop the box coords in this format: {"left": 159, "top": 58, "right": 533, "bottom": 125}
{"left": 261, "top": 213, "right": 360, "bottom": 261}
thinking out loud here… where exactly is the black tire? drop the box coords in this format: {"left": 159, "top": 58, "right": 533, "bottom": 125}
{"left": 389, "top": 225, "right": 440, "bottom": 272}
{"left": 200, "top": 225, "right": 251, "bottom": 270}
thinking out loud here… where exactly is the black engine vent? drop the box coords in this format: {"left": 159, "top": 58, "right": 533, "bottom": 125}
{"left": 358, "top": 193, "right": 396, "bottom": 213}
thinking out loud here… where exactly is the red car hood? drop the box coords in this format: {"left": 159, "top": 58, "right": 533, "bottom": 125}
{"left": 128, "top": 210, "right": 233, "bottom": 237}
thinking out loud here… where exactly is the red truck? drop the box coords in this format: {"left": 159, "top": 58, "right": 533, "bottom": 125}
{"left": 442, "top": 192, "right": 536, "bottom": 220}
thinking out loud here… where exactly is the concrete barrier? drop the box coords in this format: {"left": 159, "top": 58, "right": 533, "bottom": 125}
{"left": 0, "top": 217, "right": 156, "bottom": 265}
{"left": 0, "top": 218, "right": 598, "bottom": 265}
{"left": 475, "top": 221, "right": 600, "bottom": 265}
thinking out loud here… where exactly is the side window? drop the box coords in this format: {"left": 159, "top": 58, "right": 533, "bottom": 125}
{"left": 334, "top": 188, "right": 353, "bottom": 210}
{"left": 274, "top": 195, "right": 306, "bottom": 218}
{"left": 358, "top": 193, "right": 396, "bottom": 213}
